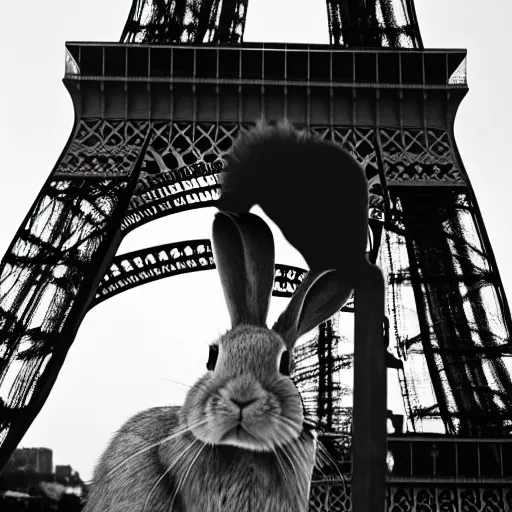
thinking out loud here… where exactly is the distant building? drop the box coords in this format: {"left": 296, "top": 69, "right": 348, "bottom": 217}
{"left": 55, "top": 465, "right": 72, "bottom": 480}
{"left": 6, "top": 447, "right": 53, "bottom": 474}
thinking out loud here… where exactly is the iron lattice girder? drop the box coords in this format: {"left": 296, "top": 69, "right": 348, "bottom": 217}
{"left": 124, "top": 161, "right": 222, "bottom": 233}
{"left": 57, "top": 116, "right": 466, "bottom": 242}
{"left": 0, "top": 111, "right": 498, "bottom": 465}
{"left": 326, "top": 0, "right": 423, "bottom": 48}
{"left": 0, "top": 3, "right": 511, "bottom": 511}
{"left": 90, "top": 239, "right": 307, "bottom": 306}
{"left": 121, "top": 0, "right": 423, "bottom": 49}
{"left": 1, "top": 36, "right": 512, "bottom": 494}
{"left": 91, "top": 238, "right": 357, "bottom": 309}
{"left": 121, "top": 0, "right": 249, "bottom": 44}
{"left": 0, "top": 124, "right": 151, "bottom": 469}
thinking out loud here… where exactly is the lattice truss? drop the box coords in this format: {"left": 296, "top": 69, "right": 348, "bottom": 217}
{"left": 121, "top": 0, "right": 423, "bottom": 49}
{"left": 124, "top": 122, "right": 426, "bottom": 233}
{"left": 0, "top": 115, "right": 511, "bottom": 466}
{"left": 126, "top": 121, "right": 437, "bottom": 232}
{"left": 308, "top": 481, "right": 512, "bottom": 512}
{"left": 56, "top": 120, "right": 149, "bottom": 178}
{"left": 387, "top": 486, "right": 512, "bottom": 512}
{"left": 118, "top": 118, "right": 510, "bottom": 438}
{"left": 379, "top": 190, "right": 512, "bottom": 437}
{"left": 91, "top": 239, "right": 307, "bottom": 307}
{"left": 292, "top": 318, "right": 353, "bottom": 434}
{"left": 91, "top": 118, "right": 482, "bottom": 438}
{"left": 123, "top": 121, "right": 464, "bottom": 282}
{"left": 123, "top": 122, "right": 242, "bottom": 233}
{"left": 326, "top": 0, "right": 423, "bottom": 48}
{"left": 0, "top": 120, "right": 148, "bottom": 463}
{"left": 122, "top": 0, "right": 248, "bottom": 44}
{"left": 0, "top": 179, "right": 127, "bottom": 435}
{"left": 380, "top": 129, "right": 465, "bottom": 186}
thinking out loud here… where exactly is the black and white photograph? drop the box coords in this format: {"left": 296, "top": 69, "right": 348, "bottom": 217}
{"left": 0, "top": 1, "right": 511, "bottom": 510}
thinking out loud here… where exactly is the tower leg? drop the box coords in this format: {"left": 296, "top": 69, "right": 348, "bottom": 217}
{"left": 0, "top": 120, "right": 150, "bottom": 469}
{"left": 352, "top": 259, "right": 387, "bottom": 512}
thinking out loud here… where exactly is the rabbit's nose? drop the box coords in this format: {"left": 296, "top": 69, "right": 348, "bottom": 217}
{"left": 230, "top": 397, "right": 258, "bottom": 409}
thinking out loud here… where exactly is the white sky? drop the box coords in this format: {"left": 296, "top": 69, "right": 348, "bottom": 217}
{"left": 0, "top": 0, "right": 511, "bottom": 482}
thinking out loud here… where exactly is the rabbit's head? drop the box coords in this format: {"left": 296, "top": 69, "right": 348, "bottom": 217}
{"left": 182, "top": 212, "right": 348, "bottom": 453}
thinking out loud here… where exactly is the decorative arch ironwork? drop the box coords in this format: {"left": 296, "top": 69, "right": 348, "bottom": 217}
{"left": 90, "top": 238, "right": 359, "bottom": 310}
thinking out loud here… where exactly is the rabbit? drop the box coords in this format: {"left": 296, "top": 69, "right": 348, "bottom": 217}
{"left": 84, "top": 122, "right": 366, "bottom": 512}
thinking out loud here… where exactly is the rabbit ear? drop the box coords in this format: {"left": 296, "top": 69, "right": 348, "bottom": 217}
{"left": 273, "top": 270, "right": 352, "bottom": 349}
{"left": 212, "top": 211, "right": 275, "bottom": 327}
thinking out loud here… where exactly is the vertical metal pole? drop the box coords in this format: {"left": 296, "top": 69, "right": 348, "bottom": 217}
{"left": 352, "top": 260, "right": 387, "bottom": 512}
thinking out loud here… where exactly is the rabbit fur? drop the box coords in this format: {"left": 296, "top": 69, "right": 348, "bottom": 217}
{"left": 84, "top": 123, "right": 363, "bottom": 512}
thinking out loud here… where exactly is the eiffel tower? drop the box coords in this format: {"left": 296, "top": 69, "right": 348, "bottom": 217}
{"left": 1, "top": 1, "right": 512, "bottom": 510}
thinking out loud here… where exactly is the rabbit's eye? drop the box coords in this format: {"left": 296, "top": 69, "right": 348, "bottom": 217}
{"left": 279, "top": 350, "right": 290, "bottom": 375}
{"left": 207, "top": 344, "right": 219, "bottom": 371}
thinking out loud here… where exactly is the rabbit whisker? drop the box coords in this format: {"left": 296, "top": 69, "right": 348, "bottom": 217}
{"left": 277, "top": 443, "right": 300, "bottom": 486}
{"left": 287, "top": 441, "right": 309, "bottom": 481}
{"left": 272, "top": 445, "right": 306, "bottom": 510}
{"left": 315, "top": 440, "right": 349, "bottom": 495}
{"left": 271, "top": 445, "right": 287, "bottom": 478}
{"left": 309, "top": 448, "right": 329, "bottom": 481}
{"left": 169, "top": 441, "right": 208, "bottom": 511}
{"left": 143, "top": 439, "right": 200, "bottom": 512}
{"left": 279, "top": 443, "right": 309, "bottom": 510}
{"left": 276, "top": 424, "right": 312, "bottom": 491}
{"left": 286, "top": 434, "right": 325, "bottom": 503}
{"left": 271, "top": 413, "right": 302, "bottom": 442}
{"left": 155, "top": 375, "right": 193, "bottom": 388}
{"left": 106, "top": 419, "right": 208, "bottom": 479}
{"left": 278, "top": 392, "right": 306, "bottom": 400}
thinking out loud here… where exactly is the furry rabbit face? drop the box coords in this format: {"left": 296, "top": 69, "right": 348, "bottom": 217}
{"left": 182, "top": 325, "right": 303, "bottom": 452}
{"left": 183, "top": 210, "right": 349, "bottom": 458}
